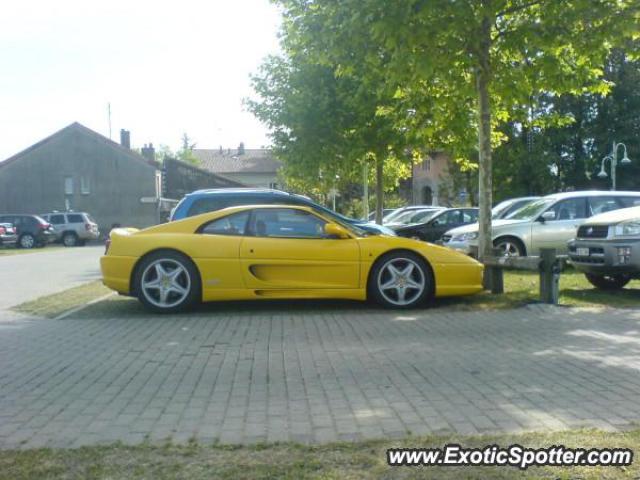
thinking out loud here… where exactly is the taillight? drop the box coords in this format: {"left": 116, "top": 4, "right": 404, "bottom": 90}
{"left": 85, "top": 223, "right": 91, "bottom": 231}
{"left": 0, "top": 226, "right": 5, "bottom": 235}
{"left": 38, "top": 222, "right": 50, "bottom": 230}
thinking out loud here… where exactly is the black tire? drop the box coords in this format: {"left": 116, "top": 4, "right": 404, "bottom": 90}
{"left": 133, "top": 250, "right": 201, "bottom": 313}
{"left": 368, "top": 251, "right": 434, "bottom": 309}
{"left": 19, "top": 234, "right": 36, "bottom": 249}
{"left": 493, "top": 236, "right": 525, "bottom": 257}
{"left": 62, "top": 232, "right": 78, "bottom": 247}
{"left": 585, "top": 273, "right": 631, "bottom": 290}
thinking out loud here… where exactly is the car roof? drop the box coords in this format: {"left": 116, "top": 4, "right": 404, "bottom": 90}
{"left": 187, "top": 188, "right": 291, "bottom": 196}
{"left": 542, "top": 190, "right": 640, "bottom": 201}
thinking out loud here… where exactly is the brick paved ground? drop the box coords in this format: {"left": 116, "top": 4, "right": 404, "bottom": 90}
{"left": 1, "top": 301, "right": 639, "bottom": 449}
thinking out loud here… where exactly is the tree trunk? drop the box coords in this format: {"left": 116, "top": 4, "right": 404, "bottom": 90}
{"left": 476, "top": 14, "right": 493, "bottom": 261}
{"left": 375, "top": 154, "right": 384, "bottom": 224}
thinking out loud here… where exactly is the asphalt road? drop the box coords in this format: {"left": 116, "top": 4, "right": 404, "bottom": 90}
{"left": 0, "top": 245, "right": 103, "bottom": 309}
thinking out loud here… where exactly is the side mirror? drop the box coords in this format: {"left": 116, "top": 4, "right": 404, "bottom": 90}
{"left": 324, "top": 223, "right": 350, "bottom": 239}
{"left": 539, "top": 211, "right": 556, "bottom": 222}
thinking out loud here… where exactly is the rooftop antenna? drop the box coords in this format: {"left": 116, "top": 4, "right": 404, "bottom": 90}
{"left": 107, "top": 102, "right": 112, "bottom": 139}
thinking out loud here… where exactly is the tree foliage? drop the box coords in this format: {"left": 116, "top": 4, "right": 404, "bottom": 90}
{"left": 270, "top": 0, "right": 637, "bottom": 258}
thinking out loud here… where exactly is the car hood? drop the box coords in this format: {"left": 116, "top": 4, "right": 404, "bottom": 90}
{"left": 355, "top": 221, "right": 397, "bottom": 236}
{"left": 582, "top": 205, "right": 640, "bottom": 225}
{"left": 444, "top": 219, "right": 529, "bottom": 236}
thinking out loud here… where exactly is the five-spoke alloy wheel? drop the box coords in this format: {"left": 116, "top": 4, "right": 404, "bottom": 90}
{"left": 369, "top": 252, "right": 433, "bottom": 308}
{"left": 135, "top": 251, "right": 200, "bottom": 313}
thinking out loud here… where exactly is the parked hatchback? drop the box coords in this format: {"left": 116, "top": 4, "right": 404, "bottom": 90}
{"left": 170, "top": 188, "right": 396, "bottom": 236}
{"left": 442, "top": 191, "right": 640, "bottom": 256}
{"left": 0, "top": 214, "right": 56, "bottom": 248}
{"left": 41, "top": 212, "right": 100, "bottom": 246}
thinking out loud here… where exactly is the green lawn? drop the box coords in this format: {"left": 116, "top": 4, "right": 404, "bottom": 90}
{"left": 436, "top": 268, "right": 640, "bottom": 310}
{"left": 1, "top": 429, "right": 638, "bottom": 479}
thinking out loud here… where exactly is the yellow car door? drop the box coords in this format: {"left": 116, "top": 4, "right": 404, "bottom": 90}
{"left": 240, "top": 207, "right": 360, "bottom": 290}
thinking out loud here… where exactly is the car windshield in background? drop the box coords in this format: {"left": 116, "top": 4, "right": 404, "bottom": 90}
{"left": 506, "top": 198, "right": 555, "bottom": 220}
{"left": 392, "top": 209, "right": 439, "bottom": 225}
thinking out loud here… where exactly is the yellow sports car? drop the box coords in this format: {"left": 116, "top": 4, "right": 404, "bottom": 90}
{"left": 101, "top": 205, "right": 483, "bottom": 312}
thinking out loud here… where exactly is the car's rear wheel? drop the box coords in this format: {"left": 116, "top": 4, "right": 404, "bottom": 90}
{"left": 494, "top": 237, "right": 525, "bottom": 257}
{"left": 369, "top": 251, "right": 433, "bottom": 309}
{"left": 134, "top": 251, "right": 200, "bottom": 313}
{"left": 62, "top": 232, "right": 78, "bottom": 247}
{"left": 585, "top": 273, "right": 631, "bottom": 290}
{"left": 19, "top": 234, "right": 36, "bottom": 249}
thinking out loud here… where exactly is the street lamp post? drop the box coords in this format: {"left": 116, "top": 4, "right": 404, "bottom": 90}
{"left": 597, "top": 141, "right": 632, "bottom": 191}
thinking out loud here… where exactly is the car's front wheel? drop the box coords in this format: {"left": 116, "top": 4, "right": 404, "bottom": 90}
{"left": 369, "top": 251, "right": 433, "bottom": 308}
{"left": 494, "top": 237, "right": 525, "bottom": 257}
{"left": 134, "top": 251, "right": 201, "bottom": 313}
{"left": 585, "top": 273, "right": 631, "bottom": 290}
{"left": 19, "top": 234, "right": 36, "bottom": 249}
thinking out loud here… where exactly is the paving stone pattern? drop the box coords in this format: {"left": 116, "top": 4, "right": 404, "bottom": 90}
{"left": 1, "top": 303, "right": 639, "bottom": 448}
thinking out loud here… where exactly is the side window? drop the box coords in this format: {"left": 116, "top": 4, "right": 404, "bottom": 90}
{"left": 619, "top": 197, "right": 640, "bottom": 208}
{"left": 67, "top": 214, "right": 84, "bottom": 223}
{"left": 435, "top": 210, "right": 462, "bottom": 226}
{"left": 201, "top": 211, "right": 250, "bottom": 236}
{"left": 187, "top": 198, "right": 229, "bottom": 217}
{"left": 589, "top": 197, "right": 622, "bottom": 216}
{"left": 250, "top": 208, "right": 328, "bottom": 239}
{"left": 463, "top": 210, "right": 478, "bottom": 222}
{"left": 545, "top": 198, "right": 587, "bottom": 221}
{"left": 50, "top": 214, "right": 66, "bottom": 224}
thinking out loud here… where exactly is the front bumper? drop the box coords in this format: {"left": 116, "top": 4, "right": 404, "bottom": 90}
{"left": 568, "top": 238, "right": 640, "bottom": 275}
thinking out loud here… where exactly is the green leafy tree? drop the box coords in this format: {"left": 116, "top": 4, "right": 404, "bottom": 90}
{"left": 246, "top": 54, "right": 412, "bottom": 223}
{"left": 276, "top": 0, "right": 637, "bottom": 259}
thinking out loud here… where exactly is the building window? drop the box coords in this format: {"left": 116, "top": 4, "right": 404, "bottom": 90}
{"left": 64, "top": 176, "right": 74, "bottom": 195}
{"left": 269, "top": 182, "right": 278, "bottom": 189}
{"left": 80, "top": 176, "right": 90, "bottom": 195}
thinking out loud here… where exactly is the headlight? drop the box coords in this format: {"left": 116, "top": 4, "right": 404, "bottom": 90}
{"left": 451, "top": 231, "right": 479, "bottom": 242}
{"left": 614, "top": 221, "right": 640, "bottom": 237}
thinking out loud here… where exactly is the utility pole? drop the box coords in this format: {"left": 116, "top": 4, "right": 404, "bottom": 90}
{"left": 107, "top": 102, "right": 112, "bottom": 140}
{"left": 363, "top": 162, "right": 369, "bottom": 220}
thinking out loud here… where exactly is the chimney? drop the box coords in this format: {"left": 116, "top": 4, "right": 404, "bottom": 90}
{"left": 120, "top": 129, "right": 131, "bottom": 149}
{"left": 141, "top": 142, "right": 155, "bottom": 162}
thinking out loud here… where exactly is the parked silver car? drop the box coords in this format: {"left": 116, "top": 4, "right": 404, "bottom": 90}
{"left": 568, "top": 205, "right": 640, "bottom": 289}
{"left": 41, "top": 211, "right": 100, "bottom": 246}
{"left": 442, "top": 191, "right": 640, "bottom": 256}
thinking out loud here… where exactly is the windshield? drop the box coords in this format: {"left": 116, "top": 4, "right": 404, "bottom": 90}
{"left": 491, "top": 200, "right": 514, "bottom": 219}
{"left": 507, "top": 198, "right": 556, "bottom": 220}
{"left": 382, "top": 209, "right": 404, "bottom": 223}
{"left": 390, "top": 209, "right": 439, "bottom": 225}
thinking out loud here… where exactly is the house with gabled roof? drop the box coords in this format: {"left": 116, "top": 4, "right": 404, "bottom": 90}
{"left": 0, "top": 122, "right": 163, "bottom": 232}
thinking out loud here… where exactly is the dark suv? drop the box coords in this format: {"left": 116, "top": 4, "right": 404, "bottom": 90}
{"left": 0, "top": 214, "right": 56, "bottom": 248}
{"left": 170, "top": 188, "right": 396, "bottom": 235}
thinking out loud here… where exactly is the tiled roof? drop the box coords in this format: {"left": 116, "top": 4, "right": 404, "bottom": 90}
{"left": 193, "top": 148, "right": 282, "bottom": 174}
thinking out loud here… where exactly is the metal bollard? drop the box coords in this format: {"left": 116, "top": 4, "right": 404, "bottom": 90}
{"left": 539, "top": 248, "right": 560, "bottom": 304}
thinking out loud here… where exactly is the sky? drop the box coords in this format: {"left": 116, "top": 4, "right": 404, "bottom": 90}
{"left": 0, "top": 0, "right": 282, "bottom": 160}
